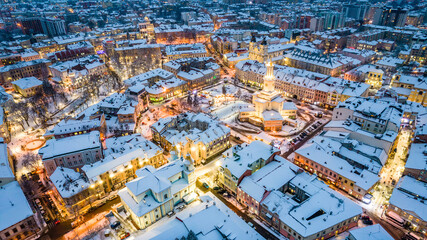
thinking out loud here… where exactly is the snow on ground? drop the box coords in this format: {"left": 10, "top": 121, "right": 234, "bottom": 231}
{"left": 210, "top": 100, "right": 252, "bottom": 123}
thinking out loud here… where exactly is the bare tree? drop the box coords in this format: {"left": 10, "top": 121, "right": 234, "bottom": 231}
{"left": 42, "top": 80, "right": 56, "bottom": 103}
{"left": 10, "top": 101, "right": 31, "bottom": 129}
{"left": 21, "top": 152, "right": 40, "bottom": 171}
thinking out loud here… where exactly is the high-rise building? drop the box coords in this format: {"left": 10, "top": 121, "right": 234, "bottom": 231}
{"left": 343, "top": 2, "right": 370, "bottom": 21}
{"left": 20, "top": 17, "right": 43, "bottom": 35}
{"left": 41, "top": 17, "right": 66, "bottom": 37}
{"left": 20, "top": 17, "right": 66, "bottom": 37}
{"left": 310, "top": 17, "right": 324, "bottom": 31}
{"left": 373, "top": 7, "right": 408, "bottom": 27}
{"left": 321, "top": 11, "right": 345, "bottom": 30}
{"left": 223, "top": 0, "right": 246, "bottom": 3}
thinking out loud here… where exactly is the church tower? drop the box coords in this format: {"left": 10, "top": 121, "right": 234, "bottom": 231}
{"left": 263, "top": 59, "right": 275, "bottom": 92}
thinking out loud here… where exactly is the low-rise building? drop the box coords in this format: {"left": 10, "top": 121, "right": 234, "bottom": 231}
{"left": 248, "top": 37, "right": 290, "bottom": 63}
{"left": 387, "top": 176, "right": 427, "bottom": 236}
{"left": 0, "top": 181, "right": 40, "bottom": 240}
{"left": 40, "top": 131, "right": 103, "bottom": 175}
{"left": 0, "top": 59, "right": 51, "bottom": 87}
{"left": 137, "top": 195, "right": 265, "bottom": 240}
{"left": 124, "top": 68, "right": 187, "bottom": 103}
{"left": 344, "top": 65, "right": 384, "bottom": 89}
{"left": 20, "top": 49, "right": 41, "bottom": 62}
{"left": 49, "top": 55, "right": 106, "bottom": 88}
{"left": 391, "top": 74, "right": 427, "bottom": 106}
{"left": 218, "top": 140, "right": 279, "bottom": 195}
{"left": 0, "top": 141, "right": 15, "bottom": 190}
{"left": 46, "top": 41, "right": 95, "bottom": 63}
{"left": 118, "top": 158, "right": 196, "bottom": 229}
{"left": 237, "top": 157, "right": 299, "bottom": 215}
{"left": 151, "top": 112, "right": 230, "bottom": 165}
{"left": 50, "top": 167, "right": 104, "bottom": 216}
{"left": 283, "top": 47, "right": 359, "bottom": 77}
{"left": 82, "top": 134, "right": 166, "bottom": 193}
{"left": 347, "top": 224, "right": 393, "bottom": 240}
{"left": 399, "top": 44, "right": 427, "bottom": 66}
{"left": 294, "top": 134, "right": 381, "bottom": 200}
{"left": 403, "top": 143, "right": 427, "bottom": 183}
{"left": 323, "top": 119, "right": 398, "bottom": 154}
{"left": 165, "top": 43, "right": 208, "bottom": 61}
{"left": 11, "top": 76, "right": 43, "bottom": 97}
{"left": 0, "top": 109, "right": 10, "bottom": 144}
{"left": 73, "top": 93, "right": 138, "bottom": 136}
{"left": 260, "top": 172, "right": 362, "bottom": 240}
{"left": 332, "top": 97, "right": 403, "bottom": 134}
{"left": 44, "top": 116, "right": 107, "bottom": 140}
{"left": 340, "top": 48, "right": 377, "bottom": 64}
{"left": 163, "top": 57, "right": 220, "bottom": 90}
{"left": 375, "top": 56, "right": 405, "bottom": 73}
{"left": 236, "top": 60, "right": 369, "bottom": 108}
{"left": 415, "top": 123, "right": 427, "bottom": 143}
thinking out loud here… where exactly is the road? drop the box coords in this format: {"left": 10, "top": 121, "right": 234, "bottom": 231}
{"left": 46, "top": 198, "right": 121, "bottom": 240}
{"left": 366, "top": 129, "right": 411, "bottom": 216}
{"left": 367, "top": 212, "right": 405, "bottom": 240}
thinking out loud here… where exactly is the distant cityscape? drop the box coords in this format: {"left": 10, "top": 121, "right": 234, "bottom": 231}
{"left": 0, "top": 0, "right": 425, "bottom": 240}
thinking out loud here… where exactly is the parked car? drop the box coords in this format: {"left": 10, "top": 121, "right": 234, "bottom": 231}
{"left": 104, "top": 229, "right": 111, "bottom": 237}
{"left": 362, "top": 219, "right": 373, "bottom": 225}
{"left": 167, "top": 211, "right": 175, "bottom": 217}
{"left": 118, "top": 231, "right": 130, "bottom": 240}
{"left": 110, "top": 221, "right": 121, "bottom": 229}
{"left": 108, "top": 194, "right": 118, "bottom": 201}
{"left": 94, "top": 199, "right": 107, "bottom": 208}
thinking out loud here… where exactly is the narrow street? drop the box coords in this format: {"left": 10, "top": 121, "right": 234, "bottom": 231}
{"left": 46, "top": 198, "right": 121, "bottom": 240}
{"left": 366, "top": 129, "right": 412, "bottom": 216}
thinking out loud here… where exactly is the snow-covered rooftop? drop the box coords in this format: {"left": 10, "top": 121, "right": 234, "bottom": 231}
{"left": 296, "top": 135, "right": 380, "bottom": 190}
{"left": 0, "top": 181, "right": 34, "bottom": 231}
{"left": 0, "top": 143, "right": 13, "bottom": 180}
{"left": 118, "top": 158, "right": 194, "bottom": 217}
{"left": 82, "top": 134, "right": 163, "bottom": 180}
{"left": 262, "top": 172, "right": 362, "bottom": 238}
{"left": 12, "top": 76, "right": 43, "bottom": 89}
{"left": 348, "top": 224, "right": 393, "bottom": 240}
{"left": 389, "top": 176, "right": 427, "bottom": 221}
{"left": 50, "top": 167, "right": 90, "bottom": 198}
{"left": 221, "top": 140, "right": 278, "bottom": 179}
{"left": 151, "top": 112, "right": 230, "bottom": 146}
{"left": 137, "top": 193, "right": 264, "bottom": 240}
{"left": 165, "top": 43, "right": 207, "bottom": 57}
{"left": 405, "top": 143, "right": 427, "bottom": 171}
{"left": 39, "top": 131, "right": 101, "bottom": 160}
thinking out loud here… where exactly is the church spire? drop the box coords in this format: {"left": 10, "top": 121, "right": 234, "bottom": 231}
{"left": 263, "top": 59, "right": 275, "bottom": 92}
